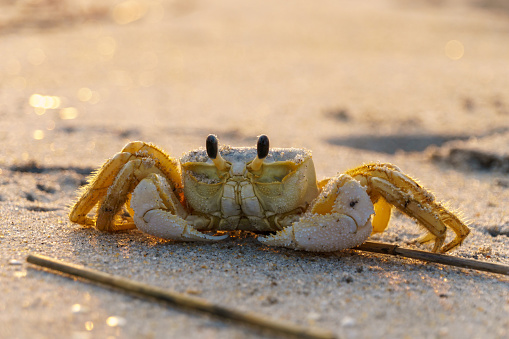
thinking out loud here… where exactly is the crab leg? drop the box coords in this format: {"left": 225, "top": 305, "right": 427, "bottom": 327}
{"left": 345, "top": 163, "right": 470, "bottom": 253}
{"left": 69, "top": 141, "right": 183, "bottom": 229}
{"left": 131, "top": 174, "right": 228, "bottom": 241}
{"left": 69, "top": 152, "right": 132, "bottom": 226}
{"left": 95, "top": 158, "right": 176, "bottom": 231}
{"left": 258, "top": 174, "right": 374, "bottom": 252}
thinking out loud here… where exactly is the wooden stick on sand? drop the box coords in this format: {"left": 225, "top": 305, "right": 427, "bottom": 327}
{"left": 27, "top": 253, "right": 336, "bottom": 339}
{"left": 27, "top": 243, "right": 508, "bottom": 338}
{"left": 354, "top": 241, "right": 509, "bottom": 276}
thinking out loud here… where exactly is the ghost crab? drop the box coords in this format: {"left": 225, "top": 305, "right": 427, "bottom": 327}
{"left": 69, "top": 135, "right": 469, "bottom": 253}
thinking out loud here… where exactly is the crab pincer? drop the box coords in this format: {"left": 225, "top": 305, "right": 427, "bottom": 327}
{"left": 258, "top": 174, "right": 374, "bottom": 251}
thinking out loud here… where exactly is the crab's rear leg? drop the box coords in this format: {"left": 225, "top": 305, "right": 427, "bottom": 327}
{"left": 69, "top": 152, "right": 133, "bottom": 227}
{"left": 259, "top": 174, "right": 375, "bottom": 252}
{"left": 345, "top": 163, "right": 470, "bottom": 253}
{"left": 94, "top": 158, "right": 178, "bottom": 231}
{"left": 130, "top": 174, "right": 228, "bottom": 242}
{"left": 69, "top": 141, "right": 183, "bottom": 230}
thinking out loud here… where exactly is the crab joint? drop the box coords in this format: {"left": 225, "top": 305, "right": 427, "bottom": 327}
{"left": 206, "top": 134, "right": 229, "bottom": 171}
{"left": 250, "top": 135, "right": 269, "bottom": 171}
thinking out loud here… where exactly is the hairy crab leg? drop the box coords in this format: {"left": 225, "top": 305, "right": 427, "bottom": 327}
{"left": 95, "top": 158, "right": 174, "bottom": 231}
{"left": 69, "top": 141, "right": 183, "bottom": 229}
{"left": 345, "top": 163, "right": 470, "bottom": 253}
{"left": 69, "top": 152, "right": 132, "bottom": 226}
{"left": 258, "top": 174, "right": 374, "bottom": 252}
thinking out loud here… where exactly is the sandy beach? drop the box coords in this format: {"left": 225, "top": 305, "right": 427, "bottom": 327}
{"left": 1, "top": 0, "right": 509, "bottom": 338}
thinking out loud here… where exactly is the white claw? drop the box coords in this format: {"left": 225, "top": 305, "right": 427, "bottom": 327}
{"left": 258, "top": 227, "right": 295, "bottom": 248}
{"left": 131, "top": 176, "right": 227, "bottom": 242}
{"left": 259, "top": 174, "right": 375, "bottom": 252}
{"left": 135, "top": 210, "right": 227, "bottom": 242}
{"left": 181, "top": 224, "right": 229, "bottom": 242}
{"left": 259, "top": 214, "right": 372, "bottom": 252}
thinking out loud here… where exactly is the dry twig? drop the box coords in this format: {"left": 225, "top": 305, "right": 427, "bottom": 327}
{"left": 27, "top": 253, "right": 336, "bottom": 339}
{"left": 27, "top": 242, "right": 506, "bottom": 338}
{"left": 354, "top": 241, "right": 509, "bottom": 275}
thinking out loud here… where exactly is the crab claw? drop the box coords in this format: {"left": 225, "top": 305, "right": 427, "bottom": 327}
{"left": 131, "top": 174, "right": 228, "bottom": 242}
{"left": 137, "top": 210, "right": 228, "bottom": 241}
{"left": 258, "top": 174, "right": 374, "bottom": 252}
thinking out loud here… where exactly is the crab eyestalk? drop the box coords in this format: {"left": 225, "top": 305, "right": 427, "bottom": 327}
{"left": 206, "top": 134, "right": 229, "bottom": 171}
{"left": 250, "top": 135, "right": 269, "bottom": 171}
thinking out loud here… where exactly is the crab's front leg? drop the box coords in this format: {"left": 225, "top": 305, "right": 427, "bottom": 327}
{"left": 130, "top": 173, "right": 228, "bottom": 242}
{"left": 259, "top": 174, "right": 374, "bottom": 252}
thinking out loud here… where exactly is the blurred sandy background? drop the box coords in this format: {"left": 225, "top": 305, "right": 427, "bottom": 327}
{"left": 1, "top": 0, "right": 509, "bottom": 338}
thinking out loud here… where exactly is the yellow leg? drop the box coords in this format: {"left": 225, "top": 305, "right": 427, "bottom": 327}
{"left": 372, "top": 196, "right": 392, "bottom": 233}
{"left": 69, "top": 152, "right": 132, "bottom": 226}
{"left": 346, "top": 163, "right": 470, "bottom": 253}
{"left": 95, "top": 158, "right": 171, "bottom": 231}
{"left": 121, "top": 141, "right": 183, "bottom": 201}
{"left": 69, "top": 141, "right": 183, "bottom": 231}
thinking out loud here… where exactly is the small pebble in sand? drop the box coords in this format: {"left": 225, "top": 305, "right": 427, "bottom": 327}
{"left": 341, "top": 316, "right": 356, "bottom": 327}
{"left": 341, "top": 273, "right": 354, "bottom": 283}
{"left": 13, "top": 271, "right": 27, "bottom": 278}
{"left": 185, "top": 288, "right": 203, "bottom": 295}
{"left": 262, "top": 295, "right": 278, "bottom": 306}
{"left": 307, "top": 312, "right": 321, "bottom": 321}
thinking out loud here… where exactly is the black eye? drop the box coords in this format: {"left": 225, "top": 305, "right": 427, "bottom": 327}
{"left": 206, "top": 134, "right": 218, "bottom": 159}
{"left": 257, "top": 135, "right": 269, "bottom": 159}
{"left": 349, "top": 200, "right": 358, "bottom": 208}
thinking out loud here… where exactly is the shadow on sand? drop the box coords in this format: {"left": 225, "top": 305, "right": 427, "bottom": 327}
{"left": 326, "top": 134, "right": 470, "bottom": 154}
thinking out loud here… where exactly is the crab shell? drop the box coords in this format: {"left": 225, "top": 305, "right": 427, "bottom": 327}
{"left": 179, "top": 146, "right": 320, "bottom": 232}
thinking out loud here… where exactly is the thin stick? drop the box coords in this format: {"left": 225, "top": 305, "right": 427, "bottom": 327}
{"left": 27, "top": 253, "right": 336, "bottom": 339}
{"left": 354, "top": 241, "right": 509, "bottom": 276}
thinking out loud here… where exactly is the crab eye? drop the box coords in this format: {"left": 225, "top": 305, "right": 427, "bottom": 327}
{"left": 206, "top": 134, "right": 218, "bottom": 159}
{"left": 205, "top": 134, "right": 229, "bottom": 171}
{"left": 257, "top": 135, "right": 269, "bottom": 159}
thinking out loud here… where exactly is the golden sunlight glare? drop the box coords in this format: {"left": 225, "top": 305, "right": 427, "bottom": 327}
{"left": 445, "top": 40, "right": 464, "bottom": 60}
{"left": 106, "top": 316, "right": 126, "bottom": 327}
{"left": 85, "top": 321, "right": 94, "bottom": 331}
{"left": 59, "top": 107, "right": 79, "bottom": 120}
{"left": 29, "top": 94, "right": 61, "bottom": 109}
{"left": 112, "top": 0, "right": 148, "bottom": 25}
{"left": 33, "top": 130, "right": 44, "bottom": 140}
{"left": 78, "top": 87, "right": 93, "bottom": 102}
{"left": 97, "top": 36, "right": 117, "bottom": 57}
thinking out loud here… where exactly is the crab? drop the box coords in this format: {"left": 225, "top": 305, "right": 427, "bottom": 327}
{"left": 69, "top": 135, "right": 470, "bottom": 253}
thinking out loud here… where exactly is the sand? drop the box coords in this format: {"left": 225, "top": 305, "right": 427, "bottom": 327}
{"left": 1, "top": 0, "right": 509, "bottom": 338}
